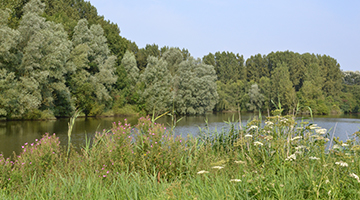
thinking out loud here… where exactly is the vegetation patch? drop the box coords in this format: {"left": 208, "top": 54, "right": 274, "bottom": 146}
{"left": 1, "top": 110, "right": 360, "bottom": 199}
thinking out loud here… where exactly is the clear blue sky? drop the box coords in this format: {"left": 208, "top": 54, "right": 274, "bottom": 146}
{"left": 87, "top": 0, "right": 360, "bottom": 71}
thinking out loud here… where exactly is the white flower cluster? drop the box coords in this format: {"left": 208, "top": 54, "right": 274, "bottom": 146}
{"left": 212, "top": 166, "right": 224, "bottom": 169}
{"left": 197, "top": 170, "right": 209, "bottom": 174}
{"left": 234, "top": 160, "right": 246, "bottom": 164}
{"left": 335, "top": 161, "right": 348, "bottom": 167}
{"left": 248, "top": 125, "right": 258, "bottom": 130}
{"left": 350, "top": 173, "right": 360, "bottom": 182}
{"left": 291, "top": 136, "right": 302, "bottom": 141}
{"left": 265, "top": 121, "right": 274, "bottom": 126}
{"left": 253, "top": 141, "right": 263, "bottom": 146}
{"left": 244, "top": 134, "right": 253, "bottom": 138}
{"left": 309, "top": 156, "right": 320, "bottom": 160}
{"left": 315, "top": 128, "right": 327, "bottom": 134}
{"left": 285, "top": 154, "right": 296, "bottom": 161}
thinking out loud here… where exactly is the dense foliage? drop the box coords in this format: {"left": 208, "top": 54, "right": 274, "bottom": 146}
{"left": 206, "top": 51, "right": 360, "bottom": 115}
{"left": 1, "top": 0, "right": 359, "bottom": 120}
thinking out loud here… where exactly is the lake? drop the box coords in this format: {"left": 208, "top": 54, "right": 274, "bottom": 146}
{"left": 1, "top": 113, "right": 360, "bottom": 158}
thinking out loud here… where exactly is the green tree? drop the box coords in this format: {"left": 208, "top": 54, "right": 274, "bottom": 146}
{"left": 10, "top": 0, "right": 73, "bottom": 118}
{"left": 214, "top": 51, "right": 245, "bottom": 83}
{"left": 121, "top": 50, "right": 139, "bottom": 88}
{"left": 139, "top": 56, "right": 173, "bottom": 115}
{"left": 67, "top": 18, "right": 117, "bottom": 116}
{"left": 246, "top": 53, "right": 268, "bottom": 83}
{"left": 246, "top": 83, "right": 264, "bottom": 112}
{"left": 259, "top": 76, "right": 272, "bottom": 116}
{"left": 175, "top": 57, "right": 218, "bottom": 115}
{"left": 271, "top": 63, "right": 296, "bottom": 113}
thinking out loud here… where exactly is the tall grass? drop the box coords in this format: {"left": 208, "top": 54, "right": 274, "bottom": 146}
{"left": 1, "top": 110, "right": 360, "bottom": 199}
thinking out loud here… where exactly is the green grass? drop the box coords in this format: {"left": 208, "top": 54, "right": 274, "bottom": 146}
{"left": 1, "top": 110, "right": 360, "bottom": 199}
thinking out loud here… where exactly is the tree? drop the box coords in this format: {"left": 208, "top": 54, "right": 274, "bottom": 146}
{"left": 67, "top": 18, "right": 117, "bottom": 116}
{"left": 246, "top": 83, "right": 264, "bottom": 112}
{"left": 175, "top": 57, "right": 218, "bottom": 115}
{"left": 214, "top": 51, "right": 245, "bottom": 83}
{"left": 246, "top": 53, "right": 268, "bottom": 83}
{"left": 259, "top": 76, "right": 272, "bottom": 116}
{"left": 8, "top": 0, "right": 73, "bottom": 118}
{"left": 121, "top": 50, "right": 139, "bottom": 88}
{"left": 270, "top": 63, "right": 296, "bottom": 113}
{"left": 139, "top": 56, "right": 173, "bottom": 115}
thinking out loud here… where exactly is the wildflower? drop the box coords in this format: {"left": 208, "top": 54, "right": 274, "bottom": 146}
{"left": 315, "top": 128, "right": 327, "bottom": 134}
{"left": 325, "top": 180, "right": 330, "bottom": 184}
{"left": 335, "top": 161, "right": 348, "bottom": 167}
{"left": 285, "top": 154, "right": 296, "bottom": 161}
{"left": 212, "top": 166, "right": 224, "bottom": 169}
{"left": 341, "top": 143, "right": 349, "bottom": 147}
{"left": 230, "top": 179, "right": 241, "bottom": 182}
{"left": 349, "top": 173, "right": 360, "bottom": 182}
{"left": 309, "top": 124, "right": 319, "bottom": 130}
{"left": 309, "top": 156, "right": 320, "bottom": 160}
{"left": 295, "top": 145, "right": 306, "bottom": 150}
{"left": 234, "top": 160, "right": 246, "bottom": 164}
{"left": 265, "top": 121, "right": 274, "bottom": 126}
{"left": 249, "top": 125, "right": 258, "bottom": 130}
{"left": 291, "top": 136, "right": 302, "bottom": 141}
{"left": 253, "top": 141, "right": 263, "bottom": 146}
{"left": 244, "top": 134, "right": 253, "bottom": 138}
{"left": 197, "top": 170, "right": 209, "bottom": 174}
{"left": 296, "top": 127, "right": 303, "bottom": 130}
{"left": 332, "top": 144, "right": 341, "bottom": 149}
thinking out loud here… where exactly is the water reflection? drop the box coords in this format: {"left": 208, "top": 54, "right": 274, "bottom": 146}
{"left": 1, "top": 113, "right": 359, "bottom": 158}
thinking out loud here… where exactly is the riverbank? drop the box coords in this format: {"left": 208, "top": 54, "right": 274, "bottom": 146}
{"left": 1, "top": 111, "right": 360, "bottom": 199}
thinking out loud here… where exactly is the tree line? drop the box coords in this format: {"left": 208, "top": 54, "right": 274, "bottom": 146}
{"left": 1, "top": 0, "right": 359, "bottom": 120}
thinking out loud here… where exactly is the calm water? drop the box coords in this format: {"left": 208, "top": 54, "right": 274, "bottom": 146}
{"left": 1, "top": 113, "right": 359, "bottom": 158}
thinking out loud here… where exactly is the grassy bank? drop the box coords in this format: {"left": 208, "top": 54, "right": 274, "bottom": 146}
{"left": 1, "top": 110, "right": 360, "bottom": 199}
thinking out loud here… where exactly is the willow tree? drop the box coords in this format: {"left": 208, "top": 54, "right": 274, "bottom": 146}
{"left": 246, "top": 83, "right": 264, "bottom": 112}
{"left": 175, "top": 57, "right": 218, "bottom": 115}
{"left": 1, "top": 0, "right": 74, "bottom": 119}
{"left": 121, "top": 50, "right": 139, "bottom": 88}
{"left": 67, "top": 18, "right": 117, "bottom": 116}
{"left": 139, "top": 56, "right": 173, "bottom": 115}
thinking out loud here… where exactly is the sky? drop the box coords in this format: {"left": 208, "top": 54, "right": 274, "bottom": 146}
{"left": 87, "top": 0, "right": 360, "bottom": 71}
